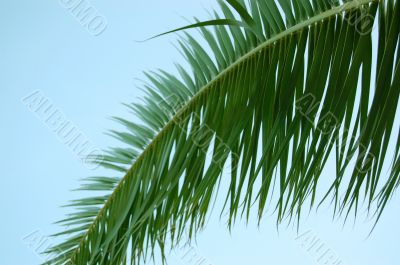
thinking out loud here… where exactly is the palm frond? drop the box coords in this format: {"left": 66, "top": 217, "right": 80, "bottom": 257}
{"left": 46, "top": 0, "right": 400, "bottom": 264}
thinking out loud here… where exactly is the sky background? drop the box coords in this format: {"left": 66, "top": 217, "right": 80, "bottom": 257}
{"left": 1, "top": 0, "right": 399, "bottom": 264}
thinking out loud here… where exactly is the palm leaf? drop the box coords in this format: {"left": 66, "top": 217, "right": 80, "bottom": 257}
{"left": 45, "top": 0, "right": 400, "bottom": 264}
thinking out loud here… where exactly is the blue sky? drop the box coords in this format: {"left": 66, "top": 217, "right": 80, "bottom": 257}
{"left": 1, "top": 1, "right": 399, "bottom": 264}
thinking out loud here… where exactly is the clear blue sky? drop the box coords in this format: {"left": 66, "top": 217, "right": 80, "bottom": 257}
{"left": 1, "top": 1, "right": 399, "bottom": 264}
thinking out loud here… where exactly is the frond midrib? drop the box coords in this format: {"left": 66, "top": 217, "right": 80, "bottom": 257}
{"left": 69, "top": 0, "right": 378, "bottom": 260}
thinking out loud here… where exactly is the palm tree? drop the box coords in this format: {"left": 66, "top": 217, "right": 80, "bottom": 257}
{"left": 46, "top": 0, "right": 400, "bottom": 264}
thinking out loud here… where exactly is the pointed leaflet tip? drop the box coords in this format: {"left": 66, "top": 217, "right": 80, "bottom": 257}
{"left": 135, "top": 19, "right": 245, "bottom": 43}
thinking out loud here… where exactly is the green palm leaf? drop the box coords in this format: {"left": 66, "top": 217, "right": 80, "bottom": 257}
{"left": 46, "top": 0, "right": 400, "bottom": 264}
